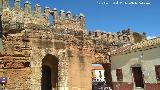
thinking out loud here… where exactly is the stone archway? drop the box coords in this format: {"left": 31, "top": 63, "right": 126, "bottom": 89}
{"left": 41, "top": 54, "right": 58, "bottom": 90}
{"left": 30, "top": 48, "right": 69, "bottom": 90}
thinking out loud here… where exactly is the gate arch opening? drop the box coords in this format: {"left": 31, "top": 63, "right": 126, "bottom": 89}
{"left": 41, "top": 54, "right": 58, "bottom": 90}
{"left": 92, "top": 64, "right": 113, "bottom": 90}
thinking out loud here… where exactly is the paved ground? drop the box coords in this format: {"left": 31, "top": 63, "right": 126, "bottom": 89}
{"left": 134, "top": 88, "right": 144, "bottom": 90}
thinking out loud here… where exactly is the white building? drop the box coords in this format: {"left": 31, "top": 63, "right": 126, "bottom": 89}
{"left": 92, "top": 66, "right": 105, "bottom": 82}
{"left": 111, "top": 38, "right": 160, "bottom": 90}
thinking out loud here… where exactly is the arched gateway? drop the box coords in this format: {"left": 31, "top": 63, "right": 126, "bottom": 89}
{"left": 41, "top": 54, "right": 58, "bottom": 90}
{"left": 30, "top": 48, "right": 69, "bottom": 90}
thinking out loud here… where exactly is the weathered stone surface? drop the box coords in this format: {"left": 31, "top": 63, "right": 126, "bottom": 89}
{"left": 0, "top": 0, "right": 159, "bottom": 90}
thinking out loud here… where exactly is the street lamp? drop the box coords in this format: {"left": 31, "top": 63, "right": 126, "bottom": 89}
{"left": 138, "top": 53, "right": 143, "bottom": 64}
{"left": 108, "top": 51, "right": 111, "bottom": 63}
{"left": 140, "top": 53, "right": 143, "bottom": 59}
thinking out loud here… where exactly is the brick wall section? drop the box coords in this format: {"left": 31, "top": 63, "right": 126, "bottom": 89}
{"left": 0, "top": 68, "right": 31, "bottom": 90}
{"left": 113, "top": 82, "right": 133, "bottom": 90}
{"left": 113, "top": 82, "right": 160, "bottom": 90}
{"left": 145, "top": 83, "right": 160, "bottom": 90}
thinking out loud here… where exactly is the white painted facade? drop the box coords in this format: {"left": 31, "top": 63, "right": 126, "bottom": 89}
{"left": 94, "top": 70, "right": 105, "bottom": 82}
{"left": 92, "top": 66, "right": 105, "bottom": 82}
{"left": 111, "top": 46, "right": 160, "bottom": 84}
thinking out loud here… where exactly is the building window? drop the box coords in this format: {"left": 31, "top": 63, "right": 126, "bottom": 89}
{"left": 155, "top": 65, "right": 160, "bottom": 81}
{"left": 116, "top": 69, "right": 123, "bottom": 81}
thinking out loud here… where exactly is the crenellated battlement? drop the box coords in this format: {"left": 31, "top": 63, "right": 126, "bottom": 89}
{"left": 50, "top": 8, "right": 85, "bottom": 31}
{"left": 1, "top": 0, "right": 86, "bottom": 32}
{"left": 24, "top": 1, "right": 31, "bottom": 13}
{"left": 0, "top": 0, "right": 155, "bottom": 55}
{"left": 88, "top": 28, "right": 137, "bottom": 44}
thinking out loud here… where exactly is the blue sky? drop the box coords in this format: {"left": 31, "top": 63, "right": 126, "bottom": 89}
{"left": 9, "top": 0, "right": 160, "bottom": 36}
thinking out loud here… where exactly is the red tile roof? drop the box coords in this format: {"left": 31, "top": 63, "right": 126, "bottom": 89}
{"left": 92, "top": 66, "right": 104, "bottom": 70}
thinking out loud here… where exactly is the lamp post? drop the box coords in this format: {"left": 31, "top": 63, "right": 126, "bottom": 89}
{"left": 140, "top": 53, "right": 143, "bottom": 59}
{"left": 138, "top": 53, "right": 143, "bottom": 64}
{"left": 107, "top": 50, "right": 111, "bottom": 63}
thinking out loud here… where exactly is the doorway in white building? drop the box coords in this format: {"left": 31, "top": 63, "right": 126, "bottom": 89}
{"left": 132, "top": 67, "right": 144, "bottom": 89}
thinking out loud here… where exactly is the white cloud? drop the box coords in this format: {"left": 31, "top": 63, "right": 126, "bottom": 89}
{"left": 147, "top": 36, "right": 157, "bottom": 40}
